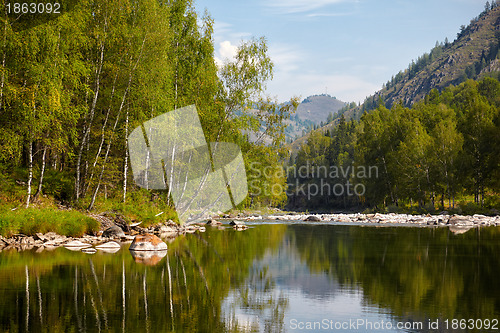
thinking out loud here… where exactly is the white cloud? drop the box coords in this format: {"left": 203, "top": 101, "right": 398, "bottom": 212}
{"left": 269, "top": 44, "right": 304, "bottom": 72}
{"left": 210, "top": 20, "right": 377, "bottom": 104}
{"left": 264, "top": 0, "right": 355, "bottom": 14}
{"left": 219, "top": 40, "right": 238, "bottom": 60}
{"left": 212, "top": 21, "right": 255, "bottom": 68}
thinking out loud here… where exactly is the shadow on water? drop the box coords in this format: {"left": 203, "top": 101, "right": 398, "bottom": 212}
{"left": 1, "top": 224, "right": 500, "bottom": 332}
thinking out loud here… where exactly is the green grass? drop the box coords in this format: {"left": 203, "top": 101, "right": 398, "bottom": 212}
{"left": 0, "top": 208, "right": 100, "bottom": 237}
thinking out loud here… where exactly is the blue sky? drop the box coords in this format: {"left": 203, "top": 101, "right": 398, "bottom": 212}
{"left": 195, "top": 0, "right": 486, "bottom": 104}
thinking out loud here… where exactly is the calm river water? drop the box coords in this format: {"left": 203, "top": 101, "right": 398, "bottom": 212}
{"left": 1, "top": 222, "right": 500, "bottom": 332}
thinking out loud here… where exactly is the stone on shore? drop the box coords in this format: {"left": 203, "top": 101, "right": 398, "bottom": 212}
{"left": 129, "top": 234, "right": 167, "bottom": 251}
{"left": 305, "top": 215, "right": 321, "bottom": 222}
{"left": 64, "top": 240, "right": 92, "bottom": 248}
{"left": 102, "top": 225, "right": 126, "bottom": 238}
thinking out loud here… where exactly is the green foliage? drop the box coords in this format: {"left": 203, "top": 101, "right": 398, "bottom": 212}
{"left": 0, "top": 208, "right": 99, "bottom": 237}
{"left": 0, "top": 0, "right": 294, "bottom": 220}
{"left": 290, "top": 77, "right": 500, "bottom": 212}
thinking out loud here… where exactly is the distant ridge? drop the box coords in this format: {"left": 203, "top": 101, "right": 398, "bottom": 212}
{"left": 289, "top": 3, "right": 500, "bottom": 151}
{"left": 284, "top": 94, "right": 345, "bottom": 141}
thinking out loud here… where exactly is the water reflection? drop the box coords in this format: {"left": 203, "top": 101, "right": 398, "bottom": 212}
{"left": 0, "top": 224, "right": 499, "bottom": 332}
{"left": 129, "top": 250, "right": 168, "bottom": 265}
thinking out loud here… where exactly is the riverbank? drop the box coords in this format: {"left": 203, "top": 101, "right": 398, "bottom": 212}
{"left": 1, "top": 210, "right": 499, "bottom": 252}
{"left": 262, "top": 212, "right": 500, "bottom": 226}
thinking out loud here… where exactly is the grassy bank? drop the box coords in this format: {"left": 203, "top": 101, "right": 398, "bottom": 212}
{"left": 0, "top": 207, "right": 100, "bottom": 237}
{"left": 0, "top": 167, "right": 178, "bottom": 237}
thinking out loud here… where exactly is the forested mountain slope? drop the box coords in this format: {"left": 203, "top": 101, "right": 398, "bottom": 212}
{"left": 291, "top": 3, "right": 500, "bottom": 151}
{"left": 361, "top": 2, "right": 500, "bottom": 112}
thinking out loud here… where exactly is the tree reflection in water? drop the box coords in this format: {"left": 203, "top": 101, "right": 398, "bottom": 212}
{"left": 0, "top": 224, "right": 500, "bottom": 332}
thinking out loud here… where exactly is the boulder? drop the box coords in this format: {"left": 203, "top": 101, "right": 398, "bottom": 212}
{"left": 129, "top": 234, "right": 167, "bottom": 251}
{"left": 229, "top": 220, "right": 246, "bottom": 227}
{"left": 305, "top": 215, "right": 321, "bottom": 222}
{"left": 448, "top": 215, "right": 474, "bottom": 226}
{"left": 206, "top": 219, "right": 222, "bottom": 226}
{"left": 34, "top": 233, "right": 47, "bottom": 242}
{"left": 102, "top": 225, "right": 125, "bottom": 238}
{"left": 155, "top": 224, "right": 177, "bottom": 234}
{"left": 64, "top": 240, "right": 92, "bottom": 248}
{"left": 95, "top": 241, "right": 121, "bottom": 250}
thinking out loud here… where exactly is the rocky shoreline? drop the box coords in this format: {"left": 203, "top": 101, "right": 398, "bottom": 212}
{"left": 264, "top": 212, "right": 500, "bottom": 226}
{"left": 0, "top": 212, "right": 498, "bottom": 252}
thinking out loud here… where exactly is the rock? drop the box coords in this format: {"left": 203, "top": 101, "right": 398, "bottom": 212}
{"left": 198, "top": 226, "right": 206, "bottom": 232}
{"left": 102, "top": 225, "right": 125, "bottom": 238}
{"left": 129, "top": 234, "right": 167, "bottom": 251}
{"left": 155, "top": 224, "right": 177, "bottom": 234}
{"left": 64, "top": 240, "right": 92, "bottom": 248}
{"left": 34, "top": 233, "right": 47, "bottom": 241}
{"left": 206, "top": 219, "right": 222, "bottom": 226}
{"left": 95, "top": 241, "right": 121, "bottom": 249}
{"left": 229, "top": 220, "right": 246, "bottom": 226}
{"left": 0, "top": 237, "right": 10, "bottom": 247}
{"left": 20, "top": 236, "right": 35, "bottom": 245}
{"left": 184, "top": 225, "right": 197, "bottom": 233}
{"left": 44, "top": 232, "right": 60, "bottom": 240}
{"left": 305, "top": 215, "right": 321, "bottom": 222}
{"left": 448, "top": 215, "right": 472, "bottom": 225}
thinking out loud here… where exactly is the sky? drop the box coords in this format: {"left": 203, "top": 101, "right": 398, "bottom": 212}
{"left": 195, "top": 0, "right": 486, "bottom": 104}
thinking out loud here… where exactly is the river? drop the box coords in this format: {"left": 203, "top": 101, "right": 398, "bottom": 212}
{"left": 0, "top": 222, "right": 499, "bottom": 332}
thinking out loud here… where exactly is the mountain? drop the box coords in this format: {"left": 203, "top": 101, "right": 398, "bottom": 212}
{"left": 363, "top": 4, "right": 500, "bottom": 112}
{"left": 284, "top": 94, "right": 346, "bottom": 141}
{"left": 289, "top": 4, "right": 500, "bottom": 151}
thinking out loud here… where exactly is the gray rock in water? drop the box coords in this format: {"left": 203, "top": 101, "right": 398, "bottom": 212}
{"left": 305, "top": 215, "right": 321, "bottom": 222}
{"left": 95, "top": 241, "right": 121, "bottom": 249}
{"left": 102, "top": 225, "right": 125, "bottom": 238}
{"left": 206, "top": 219, "right": 222, "bottom": 226}
{"left": 229, "top": 220, "right": 246, "bottom": 226}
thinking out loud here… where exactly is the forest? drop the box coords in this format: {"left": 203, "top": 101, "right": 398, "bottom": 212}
{"left": 0, "top": 0, "right": 294, "bottom": 226}
{"left": 289, "top": 78, "right": 500, "bottom": 213}
{"left": 1, "top": 0, "right": 499, "bottom": 232}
